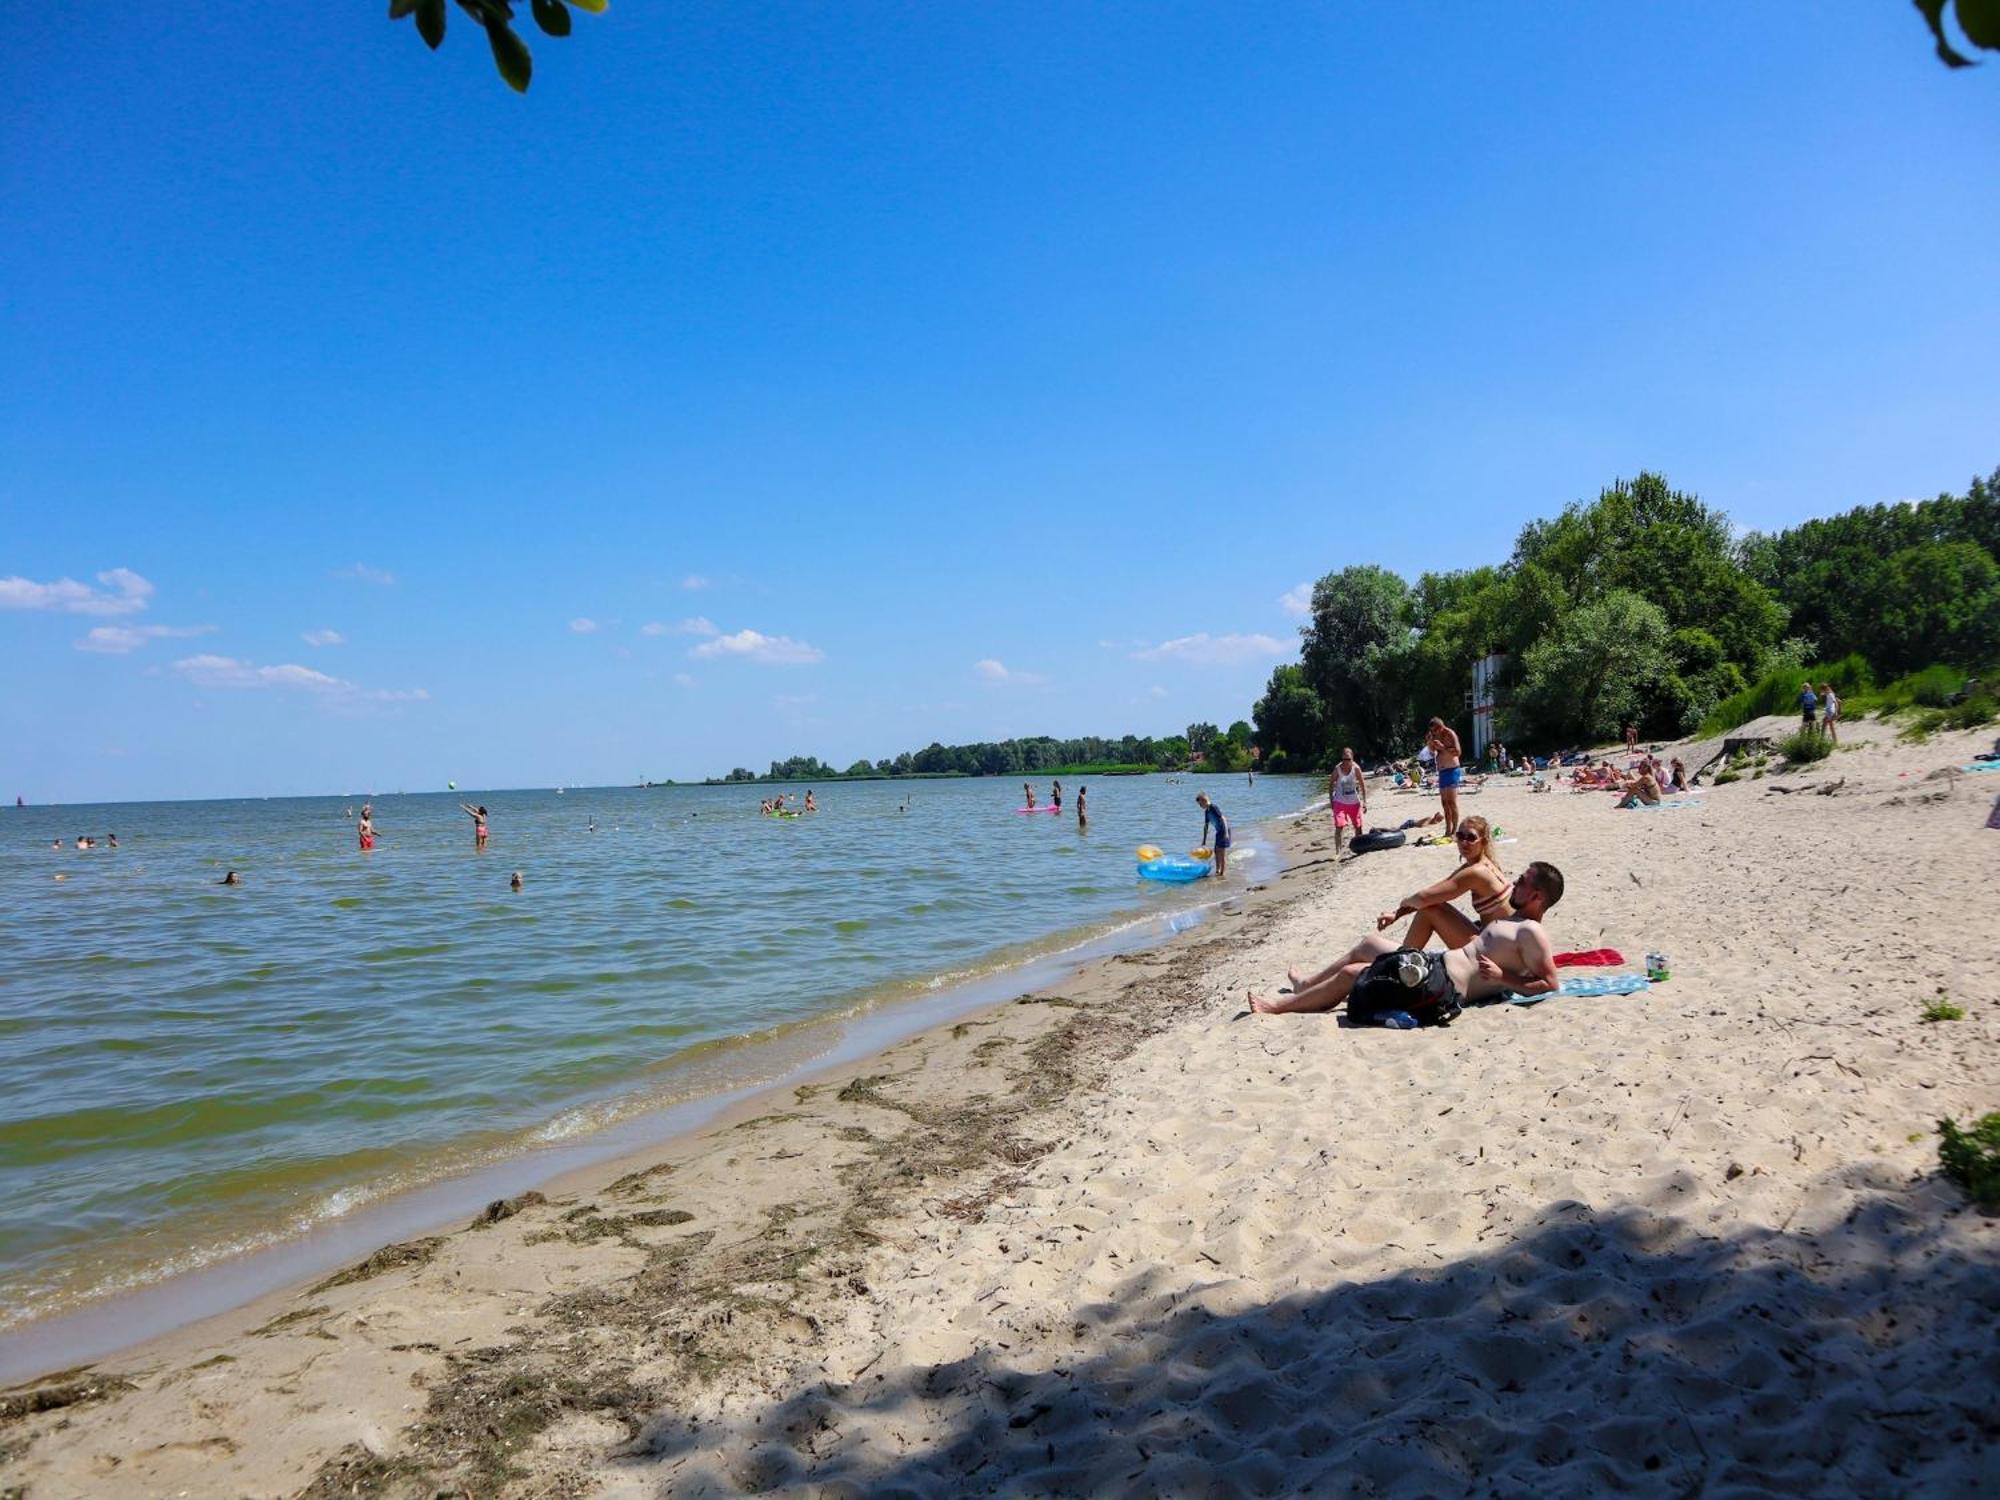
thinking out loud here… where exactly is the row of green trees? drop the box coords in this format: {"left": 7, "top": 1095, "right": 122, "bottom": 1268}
{"left": 717, "top": 724, "right": 1257, "bottom": 783}
{"left": 1253, "top": 468, "right": 1999, "bottom": 767}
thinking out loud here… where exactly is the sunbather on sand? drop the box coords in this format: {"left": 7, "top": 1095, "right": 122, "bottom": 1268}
{"left": 1254, "top": 862, "right": 1564, "bottom": 1014}
{"left": 1615, "top": 769, "right": 1662, "bottom": 808}
{"left": 1289, "top": 819, "right": 1507, "bottom": 988}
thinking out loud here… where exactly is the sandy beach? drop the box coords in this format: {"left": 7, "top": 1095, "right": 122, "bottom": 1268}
{"left": 5, "top": 724, "right": 1998, "bottom": 1497}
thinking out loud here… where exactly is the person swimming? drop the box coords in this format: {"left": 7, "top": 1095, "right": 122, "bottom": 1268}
{"left": 509, "top": 870, "right": 523, "bottom": 891}
{"left": 220, "top": 870, "right": 241, "bottom": 885}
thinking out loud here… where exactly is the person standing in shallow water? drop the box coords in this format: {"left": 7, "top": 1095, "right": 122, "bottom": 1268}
{"left": 1196, "top": 792, "right": 1231, "bottom": 877}
{"left": 461, "top": 803, "right": 489, "bottom": 848}
{"left": 1076, "top": 785, "right": 1088, "bottom": 828}
{"left": 357, "top": 807, "right": 375, "bottom": 852}
{"left": 1022, "top": 781, "right": 1035, "bottom": 809}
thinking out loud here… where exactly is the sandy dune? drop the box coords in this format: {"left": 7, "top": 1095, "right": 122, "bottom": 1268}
{"left": 5, "top": 723, "right": 1998, "bottom": 1496}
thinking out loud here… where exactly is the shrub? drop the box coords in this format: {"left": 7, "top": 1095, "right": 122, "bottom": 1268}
{"left": 1698, "top": 654, "right": 1874, "bottom": 736}
{"left": 1714, "top": 769, "right": 1741, "bottom": 785}
{"left": 1946, "top": 692, "right": 1997, "bottom": 730}
{"left": 1777, "top": 729, "right": 1833, "bottom": 765}
{"left": 1881, "top": 663, "right": 1969, "bottom": 711}
{"left": 1921, "top": 996, "right": 1965, "bottom": 1023}
{"left": 1937, "top": 1113, "right": 2000, "bottom": 1207}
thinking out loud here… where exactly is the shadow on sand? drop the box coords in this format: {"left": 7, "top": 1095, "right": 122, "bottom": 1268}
{"left": 626, "top": 1181, "right": 2000, "bottom": 1496}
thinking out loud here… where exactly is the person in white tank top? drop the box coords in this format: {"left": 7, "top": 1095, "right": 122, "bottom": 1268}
{"left": 1328, "top": 747, "right": 1368, "bottom": 853}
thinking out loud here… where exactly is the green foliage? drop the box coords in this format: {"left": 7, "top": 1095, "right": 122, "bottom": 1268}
{"left": 1252, "top": 663, "right": 1326, "bottom": 768}
{"left": 392, "top": 0, "right": 608, "bottom": 94}
{"left": 1298, "top": 566, "right": 1419, "bottom": 761}
{"left": 1713, "top": 768, "right": 1741, "bottom": 785}
{"left": 1937, "top": 1113, "right": 2000, "bottom": 1207}
{"left": 1777, "top": 729, "right": 1834, "bottom": 765}
{"left": 1699, "top": 655, "right": 1876, "bottom": 737}
{"left": 1921, "top": 995, "right": 1966, "bottom": 1022}
{"left": 1893, "top": 664, "right": 1971, "bottom": 709}
{"left": 1901, "top": 692, "right": 1998, "bottom": 740}
{"left": 1914, "top": 0, "right": 2000, "bottom": 67}
{"left": 720, "top": 731, "right": 1217, "bottom": 783}
{"left": 1509, "top": 591, "right": 1671, "bottom": 745}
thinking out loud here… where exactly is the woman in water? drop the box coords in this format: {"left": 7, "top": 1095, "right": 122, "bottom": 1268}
{"left": 1076, "top": 785, "right": 1087, "bottom": 827}
{"left": 461, "top": 803, "right": 489, "bottom": 848}
{"left": 1051, "top": 780, "right": 1062, "bottom": 811}
{"left": 1022, "top": 782, "right": 1035, "bottom": 809}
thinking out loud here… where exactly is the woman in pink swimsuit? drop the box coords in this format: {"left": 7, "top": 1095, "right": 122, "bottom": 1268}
{"left": 461, "top": 803, "right": 489, "bottom": 848}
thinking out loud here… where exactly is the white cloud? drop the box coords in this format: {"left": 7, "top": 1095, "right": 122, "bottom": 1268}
{"left": 0, "top": 567, "right": 154, "bottom": 616}
{"left": 774, "top": 693, "right": 818, "bottom": 708}
{"left": 302, "top": 628, "right": 345, "bottom": 647}
{"left": 673, "top": 672, "right": 696, "bottom": 688}
{"left": 689, "top": 628, "right": 824, "bottom": 665}
{"left": 1131, "top": 632, "right": 1290, "bottom": 665}
{"left": 681, "top": 574, "right": 710, "bottom": 591}
{"left": 974, "top": 658, "right": 1047, "bottom": 686}
{"left": 570, "top": 617, "right": 599, "bottom": 634}
{"left": 1279, "top": 582, "right": 1312, "bottom": 618}
{"left": 171, "top": 653, "right": 427, "bottom": 702}
{"left": 642, "top": 616, "right": 717, "bottom": 638}
{"left": 74, "top": 623, "right": 215, "bottom": 655}
{"left": 333, "top": 563, "right": 396, "bottom": 586}
{"left": 1149, "top": 685, "right": 1169, "bottom": 698}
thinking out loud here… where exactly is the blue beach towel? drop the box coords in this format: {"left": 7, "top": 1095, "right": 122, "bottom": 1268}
{"left": 1508, "top": 973, "right": 1652, "bottom": 1005}
{"left": 1962, "top": 763, "right": 2000, "bottom": 773}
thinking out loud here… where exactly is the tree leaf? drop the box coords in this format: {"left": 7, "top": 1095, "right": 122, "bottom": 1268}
{"left": 1955, "top": 0, "right": 2000, "bottom": 49}
{"left": 389, "top": 0, "right": 421, "bottom": 19}
{"left": 416, "top": 0, "right": 447, "bottom": 50}
{"left": 567, "top": 0, "right": 610, "bottom": 14}
{"left": 532, "top": 0, "right": 572, "bottom": 37}
{"left": 484, "top": 18, "right": 533, "bottom": 92}
{"left": 1913, "top": 0, "right": 1975, "bottom": 65}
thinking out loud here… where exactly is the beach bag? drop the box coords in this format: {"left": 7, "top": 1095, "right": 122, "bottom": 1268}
{"left": 1348, "top": 949, "right": 1463, "bottom": 1028}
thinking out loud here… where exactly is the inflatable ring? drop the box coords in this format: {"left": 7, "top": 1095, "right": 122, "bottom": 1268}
{"left": 1135, "top": 844, "right": 1163, "bottom": 861}
{"left": 1138, "top": 854, "right": 1212, "bottom": 883}
{"left": 1349, "top": 830, "right": 1406, "bottom": 854}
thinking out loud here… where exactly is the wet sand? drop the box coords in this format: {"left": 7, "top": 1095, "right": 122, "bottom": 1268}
{"left": 4, "top": 724, "right": 1998, "bottom": 1496}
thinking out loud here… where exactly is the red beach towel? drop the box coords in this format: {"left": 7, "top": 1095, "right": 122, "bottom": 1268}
{"left": 1554, "top": 948, "right": 1625, "bottom": 967}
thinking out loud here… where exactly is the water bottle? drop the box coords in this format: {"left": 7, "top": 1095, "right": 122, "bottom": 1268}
{"left": 1645, "top": 951, "right": 1670, "bottom": 982}
{"left": 1377, "top": 1010, "right": 1419, "bottom": 1030}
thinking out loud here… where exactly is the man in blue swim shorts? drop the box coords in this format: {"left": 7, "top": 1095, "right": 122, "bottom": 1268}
{"left": 1427, "top": 716, "right": 1464, "bottom": 837}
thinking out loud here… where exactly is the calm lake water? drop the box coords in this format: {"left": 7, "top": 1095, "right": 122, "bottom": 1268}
{"left": 0, "top": 774, "right": 1309, "bottom": 1335}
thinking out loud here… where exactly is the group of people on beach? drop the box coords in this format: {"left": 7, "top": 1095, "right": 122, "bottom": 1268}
{"left": 1260, "top": 712, "right": 1571, "bottom": 1024}
{"left": 1253, "top": 808, "right": 1565, "bottom": 1023}
{"left": 1799, "top": 681, "right": 1842, "bottom": 744}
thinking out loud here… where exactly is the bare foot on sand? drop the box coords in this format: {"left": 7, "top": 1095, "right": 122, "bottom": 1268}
{"left": 1249, "top": 990, "right": 1289, "bottom": 1014}
{"left": 1286, "top": 965, "right": 1309, "bottom": 988}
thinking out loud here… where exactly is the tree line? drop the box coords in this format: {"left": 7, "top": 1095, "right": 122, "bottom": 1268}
{"left": 714, "top": 722, "right": 1259, "bottom": 784}
{"left": 1252, "top": 467, "right": 2000, "bottom": 769}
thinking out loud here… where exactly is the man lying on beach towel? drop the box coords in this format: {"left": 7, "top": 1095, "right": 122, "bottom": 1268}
{"left": 1250, "top": 862, "right": 1563, "bottom": 1018}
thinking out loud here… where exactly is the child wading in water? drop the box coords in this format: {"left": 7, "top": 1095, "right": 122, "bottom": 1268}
{"left": 1196, "top": 792, "right": 1231, "bottom": 877}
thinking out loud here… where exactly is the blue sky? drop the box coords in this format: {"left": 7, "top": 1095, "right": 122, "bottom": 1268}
{"left": 4, "top": 3, "right": 1996, "bottom": 802}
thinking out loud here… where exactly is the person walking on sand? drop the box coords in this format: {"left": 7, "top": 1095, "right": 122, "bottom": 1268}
{"left": 1328, "top": 747, "right": 1367, "bottom": 855}
{"left": 1799, "top": 681, "right": 1819, "bottom": 735}
{"left": 1624, "top": 723, "right": 1638, "bottom": 754}
{"left": 1195, "top": 792, "right": 1231, "bottom": 877}
{"left": 461, "top": 803, "right": 489, "bottom": 848}
{"left": 1251, "top": 862, "right": 1564, "bottom": 1016}
{"left": 1427, "top": 716, "right": 1464, "bottom": 837}
{"left": 1821, "top": 683, "right": 1840, "bottom": 746}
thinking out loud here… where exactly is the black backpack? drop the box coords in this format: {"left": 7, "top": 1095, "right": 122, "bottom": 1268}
{"left": 1347, "top": 949, "right": 1464, "bottom": 1028}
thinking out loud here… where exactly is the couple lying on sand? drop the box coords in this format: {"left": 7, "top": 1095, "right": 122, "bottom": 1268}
{"left": 1251, "top": 815, "right": 1564, "bottom": 1021}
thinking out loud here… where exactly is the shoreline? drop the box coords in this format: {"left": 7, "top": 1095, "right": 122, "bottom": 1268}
{"left": 0, "top": 810, "right": 1309, "bottom": 1387}
{"left": 6, "top": 730, "right": 1997, "bottom": 1495}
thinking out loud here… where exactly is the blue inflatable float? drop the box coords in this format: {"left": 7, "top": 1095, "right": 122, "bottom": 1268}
{"left": 1138, "top": 854, "right": 1212, "bottom": 883}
